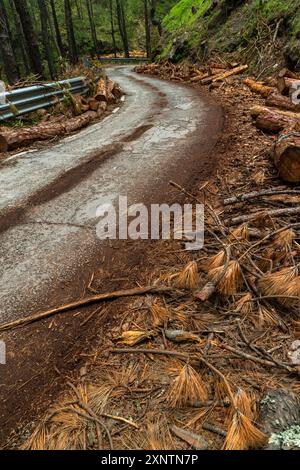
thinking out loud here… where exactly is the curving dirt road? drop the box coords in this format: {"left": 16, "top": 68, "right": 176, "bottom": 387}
{"left": 0, "top": 66, "right": 222, "bottom": 442}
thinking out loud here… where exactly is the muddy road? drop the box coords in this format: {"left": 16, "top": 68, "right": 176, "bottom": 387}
{"left": 0, "top": 66, "right": 222, "bottom": 444}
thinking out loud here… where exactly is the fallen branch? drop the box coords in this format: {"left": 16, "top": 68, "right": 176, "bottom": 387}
{"left": 0, "top": 286, "right": 172, "bottom": 332}
{"left": 227, "top": 206, "right": 300, "bottom": 226}
{"left": 219, "top": 343, "right": 294, "bottom": 371}
{"left": 224, "top": 189, "right": 300, "bottom": 205}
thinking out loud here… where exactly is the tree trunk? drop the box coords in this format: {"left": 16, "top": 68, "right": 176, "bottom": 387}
{"left": 50, "top": 0, "right": 64, "bottom": 57}
{"left": 38, "top": 0, "right": 55, "bottom": 79}
{"left": 0, "top": 111, "right": 98, "bottom": 152}
{"left": 274, "top": 132, "right": 300, "bottom": 182}
{"left": 64, "top": 0, "right": 78, "bottom": 64}
{"left": 10, "top": 0, "right": 31, "bottom": 75}
{"left": 86, "top": 0, "right": 98, "bottom": 54}
{"left": 116, "top": 0, "right": 129, "bottom": 58}
{"left": 144, "top": 0, "right": 151, "bottom": 58}
{"left": 0, "top": 0, "right": 19, "bottom": 84}
{"left": 109, "top": 0, "right": 117, "bottom": 57}
{"left": 253, "top": 109, "right": 299, "bottom": 133}
{"left": 150, "top": 0, "right": 162, "bottom": 36}
{"left": 13, "top": 0, "right": 44, "bottom": 78}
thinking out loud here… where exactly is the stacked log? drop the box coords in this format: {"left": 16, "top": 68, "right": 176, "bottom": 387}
{"left": 0, "top": 76, "right": 123, "bottom": 152}
{"left": 274, "top": 132, "right": 300, "bottom": 183}
{"left": 243, "top": 78, "right": 275, "bottom": 98}
{"left": 245, "top": 68, "right": 300, "bottom": 182}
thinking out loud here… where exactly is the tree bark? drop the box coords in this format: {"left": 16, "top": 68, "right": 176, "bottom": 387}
{"left": 0, "top": 111, "right": 98, "bottom": 152}
{"left": 64, "top": 0, "right": 78, "bottom": 64}
{"left": 254, "top": 110, "right": 299, "bottom": 133}
{"left": 274, "top": 131, "right": 300, "bottom": 182}
{"left": 109, "top": 0, "right": 117, "bottom": 57}
{"left": 243, "top": 78, "right": 275, "bottom": 98}
{"left": 116, "top": 0, "right": 129, "bottom": 58}
{"left": 13, "top": 0, "right": 44, "bottom": 78}
{"left": 50, "top": 0, "right": 64, "bottom": 57}
{"left": 86, "top": 0, "right": 98, "bottom": 54}
{"left": 0, "top": 0, "right": 19, "bottom": 83}
{"left": 277, "top": 77, "right": 300, "bottom": 96}
{"left": 266, "top": 93, "right": 300, "bottom": 111}
{"left": 201, "top": 64, "right": 248, "bottom": 85}
{"left": 10, "top": 0, "right": 31, "bottom": 75}
{"left": 144, "top": 0, "right": 151, "bottom": 58}
{"left": 38, "top": 0, "right": 55, "bottom": 79}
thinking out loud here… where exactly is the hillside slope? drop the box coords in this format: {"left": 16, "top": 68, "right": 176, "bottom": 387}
{"left": 160, "top": 0, "right": 300, "bottom": 73}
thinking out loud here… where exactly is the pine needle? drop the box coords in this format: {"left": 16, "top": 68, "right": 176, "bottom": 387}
{"left": 224, "top": 389, "right": 267, "bottom": 450}
{"left": 151, "top": 300, "right": 171, "bottom": 327}
{"left": 234, "top": 293, "right": 253, "bottom": 316}
{"left": 208, "top": 260, "right": 243, "bottom": 295}
{"left": 230, "top": 224, "right": 249, "bottom": 242}
{"left": 204, "top": 250, "right": 226, "bottom": 272}
{"left": 223, "top": 412, "right": 267, "bottom": 450}
{"left": 173, "top": 261, "right": 199, "bottom": 290}
{"left": 167, "top": 363, "right": 208, "bottom": 408}
{"left": 258, "top": 267, "right": 299, "bottom": 300}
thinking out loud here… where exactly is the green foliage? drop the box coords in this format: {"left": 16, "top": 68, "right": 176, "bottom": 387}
{"left": 162, "top": 0, "right": 211, "bottom": 32}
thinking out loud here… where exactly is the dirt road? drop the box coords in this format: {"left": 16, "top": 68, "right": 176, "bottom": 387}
{"left": 0, "top": 66, "right": 222, "bottom": 443}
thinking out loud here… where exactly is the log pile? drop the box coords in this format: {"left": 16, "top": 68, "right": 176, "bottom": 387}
{"left": 135, "top": 60, "right": 248, "bottom": 85}
{"left": 0, "top": 77, "right": 123, "bottom": 152}
{"left": 243, "top": 68, "right": 300, "bottom": 182}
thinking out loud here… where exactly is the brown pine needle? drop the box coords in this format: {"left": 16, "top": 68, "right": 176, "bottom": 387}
{"left": 208, "top": 260, "right": 243, "bottom": 295}
{"left": 168, "top": 363, "right": 208, "bottom": 408}
{"left": 223, "top": 413, "right": 267, "bottom": 450}
{"left": 234, "top": 293, "right": 253, "bottom": 316}
{"left": 173, "top": 261, "right": 199, "bottom": 290}
{"left": 230, "top": 224, "right": 249, "bottom": 242}
{"left": 224, "top": 389, "right": 267, "bottom": 450}
{"left": 204, "top": 250, "right": 226, "bottom": 272}
{"left": 151, "top": 300, "right": 171, "bottom": 327}
{"left": 258, "top": 267, "right": 299, "bottom": 302}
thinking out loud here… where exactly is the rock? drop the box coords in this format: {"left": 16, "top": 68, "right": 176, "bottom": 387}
{"left": 260, "top": 389, "right": 300, "bottom": 450}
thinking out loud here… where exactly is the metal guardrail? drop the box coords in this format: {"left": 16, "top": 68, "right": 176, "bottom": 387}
{"left": 0, "top": 77, "right": 89, "bottom": 121}
{"left": 98, "top": 57, "right": 150, "bottom": 64}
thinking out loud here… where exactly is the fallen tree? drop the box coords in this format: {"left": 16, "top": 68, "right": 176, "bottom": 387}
{"left": 250, "top": 105, "right": 300, "bottom": 133}
{"left": 0, "top": 111, "right": 98, "bottom": 151}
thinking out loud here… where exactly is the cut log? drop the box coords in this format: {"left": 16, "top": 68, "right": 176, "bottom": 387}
{"left": 190, "top": 72, "right": 208, "bottom": 82}
{"left": 250, "top": 105, "right": 300, "bottom": 120}
{"left": 64, "top": 111, "right": 97, "bottom": 133}
{"left": 201, "top": 65, "right": 248, "bottom": 85}
{"left": 277, "top": 77, "right": 300, "bottom": 96}
{"left": 95, "top": 78, "right": 108, "bottom": 102}
{"left": 278, "top": 67, "right": 299, "bottom": 79}
{"left": 266, "top": 93, "right": 300, "bottom": 111}
{"left": 87, "top": 97, "right": 100, "bottom": 111}
{"left": 243, "top": 78, "right": 275, "bottom": 98}
{"left": 0, "top": 111, "right": 98, "bottom": 151}
{"left": 273, "top": 131, "right": 300, "bottom": 182}
{"left": 255, "top": 110, "right": 298, "bottom": 133}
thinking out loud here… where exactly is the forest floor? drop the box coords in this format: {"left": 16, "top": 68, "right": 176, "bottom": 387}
{"left": 2, "top": 65, "right": 300, "bottom": 450}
